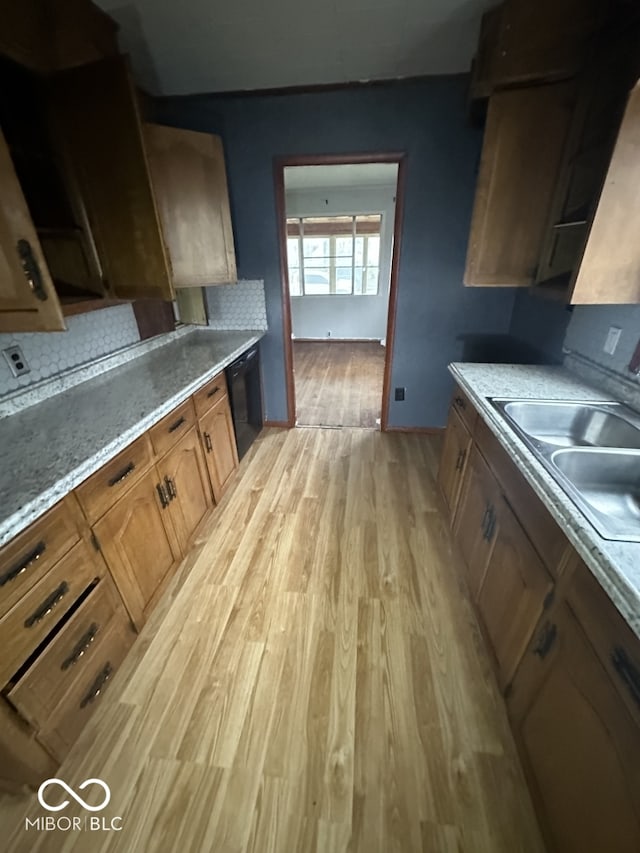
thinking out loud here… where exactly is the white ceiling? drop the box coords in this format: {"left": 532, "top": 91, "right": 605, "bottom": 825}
{"left": 285, "top": 163, "right": 399, "bottom": 191}
{"left": 95, "top": 0, "right": 493, "bottom": 96}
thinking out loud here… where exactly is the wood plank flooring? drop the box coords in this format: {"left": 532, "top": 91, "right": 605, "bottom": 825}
{"left": 0, "top": 428, "right": 545, "bottom": 853}
{"left": 293, "top": 341, "right": 385, "bottom": 428}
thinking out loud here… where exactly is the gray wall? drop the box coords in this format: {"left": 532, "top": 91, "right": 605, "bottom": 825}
{"left": 157, "top": 77, "right": 518, "bottom": 427}
{"left": 508, "top": 290, "right": 573, "bottom": 364}
{"left": 564, "top": 304, "right": 640, "bottom": 376}
{"left": 286, "top": 184, "right": 395, "bottom": 340}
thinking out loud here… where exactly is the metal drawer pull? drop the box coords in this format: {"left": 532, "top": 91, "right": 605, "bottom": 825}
{"left": 206, "top": 386, "right": 220, "bottom": 398}
{"left": 165, "top": 476, "right": 177, "bottom": 500}
{"left": 17, "top": 239, "right": 48, "bottom": 301}
{"left": 204, "top": 432, "right": 213, "bottom": 453}
{"left": 533, "top": 621, "right": 557, "bottom": 659}
{"left": 611, "top": 645, "right": 640, "bottom": 709}
{"left": 80, "top": 663, "right": 113, "bottom": 709}
{"left": 454, "top": 395, "right": 466, "bottom": 409}
{"left": 108, "top": 462, "right": 135, "bottom": 487}
{"left": 24, "top": 581, "right": 69, "bottom": 628}
{"left": 156, "top": 483, "right": 169, "bottom": 509}
{"left": 168, "top": 416, "right": 186, "bottom": 433}
{"left": 1, "top": 540, "right": 46, "bottom": 586}
{"left": 61, "top": 623, "right": 99, "bottom": 670}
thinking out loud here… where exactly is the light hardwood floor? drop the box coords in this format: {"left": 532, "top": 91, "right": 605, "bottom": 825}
{"left": 293, "top": 341, "right": 385, "bottom": 428}
{"left": 1, "top": 428, "right": 545, "bottom": 853}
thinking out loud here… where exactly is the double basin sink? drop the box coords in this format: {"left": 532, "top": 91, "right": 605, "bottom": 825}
{"left": 491, "top": 398, "right": 640, "bottom": 542}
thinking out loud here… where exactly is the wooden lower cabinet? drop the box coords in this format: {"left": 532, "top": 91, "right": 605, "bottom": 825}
{"left": 476, "top": 496, "right": 553, "bottom": 690}
{"left": 158, "top": 426, "right": 212, "bottom": 551}
{"left": 508, "top": 592, "right": 640, "bottom": 853}
{"left": 198, "top": 394, "right": 239, "bottom": 503}
{"left": 93, "top": 469, "right": 181, "bottom": 628}
{"left": 453, "top": 445, "right": 499, "bottom": 596}
{"left": 437, "top": 405, "right": 472, "bottom": 518}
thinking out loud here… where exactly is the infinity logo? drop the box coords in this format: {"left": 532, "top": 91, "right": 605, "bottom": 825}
{"left": 37, "top": 778, "right": 111, "bottom": 813}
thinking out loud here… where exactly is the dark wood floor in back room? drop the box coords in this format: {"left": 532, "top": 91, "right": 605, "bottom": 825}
{"left": 293, "top": 341, "right": 386, "bottom": 428}
{"left": 1, "top": 428, "right": 545, "bottom": 853}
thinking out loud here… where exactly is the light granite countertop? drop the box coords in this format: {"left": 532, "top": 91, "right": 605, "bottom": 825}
{"left": 450, "top": 362, "right": 640, "bottom": 640}
{"left": 0, "top": 329, "right": 264, "bottom": 548}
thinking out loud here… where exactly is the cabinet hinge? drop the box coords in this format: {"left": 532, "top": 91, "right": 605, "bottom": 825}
{"left": 543, "top": 589, "right": 555, "bottom": 611}
{"left": 503, "top": 682, "right": 513, "bottom": 700}
{"left": 533, "top": 621, "right": 557, "bottom": 660}
{"left": 90, "top": 531, "right": 101, "bottom": 552}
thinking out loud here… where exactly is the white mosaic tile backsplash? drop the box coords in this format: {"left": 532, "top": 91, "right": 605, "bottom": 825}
{"left": 205, "top": 280, "right": 267, "bottom": 331}
{"left": 0, "top": 305, "right": 140, "bottom": 397}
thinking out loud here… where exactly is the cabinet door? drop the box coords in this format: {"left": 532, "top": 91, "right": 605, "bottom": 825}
{"left": 199, "top": 395, "right": 239, "bottom": 503}
{"left": 492, "top": 0, "right": 603, "bottom": 88}
{"left": 158, "top": 427, "right": 212, "bottom": 552}
{"left": 476, "top": 498, "right": 553, "bottom": 690}
{"left": 437, "top": 406, "right": 472, "bottom": 520}
{"left": 572, "top": 81, "right": 640, "bottom": 304}
{"left": 464, "top": 82, "right": 574, "bottom": 287}
{"left": 93, "top": 470, "right": 180, "bottom": 628}
{"left": 453, "top": 446, "right": 499, "bottom": 597}
{"left": 0, "top": 129, "right": 65, "bottom": 332}
{"left": 144, "top": 124, "right": 237, "bottom": 287}
{"left": 50, "top": 56, "right": 173, "bottom": 301}
{"left": 509, "top": 600, "right": 640, "bottom": 853}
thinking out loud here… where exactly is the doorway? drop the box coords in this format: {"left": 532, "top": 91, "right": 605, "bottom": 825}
{"left": 275, "top": 155, "right": 405, "bottom": 430}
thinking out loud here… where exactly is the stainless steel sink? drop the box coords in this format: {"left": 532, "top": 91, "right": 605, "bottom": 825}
{"left": 490, "top": 397, "right": 640, "bottom": 541}
{"left": 551, "top": 449, "right": 640, "bottom": 542}
{"left": 495, "top": 400, "right": 640, "bottom": 449}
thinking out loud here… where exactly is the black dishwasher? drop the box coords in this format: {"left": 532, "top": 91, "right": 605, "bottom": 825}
{"left": 226, "top": 345, "right": 263, "bottom": 459}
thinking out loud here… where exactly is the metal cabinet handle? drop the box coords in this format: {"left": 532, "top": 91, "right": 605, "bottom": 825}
{"left": 168, "top": 416, "right": 186, "bottom": 434}
{"left": 108, "top": 462, "right": 135, "bottom": 487}
{"left": 61, "top": 623, "right": 99, "bottom": 670}
{"left": 165, "top": 476, "right": 177, "bottom": 500}
{"left": 156, "top": 483, "right": 170, "bottom": 509}
{"left": 80, "top": 663, "right": 112, "bottom": 709}
{"left": 611, "top": 645, "right": 640, "bottom": 710}
{"left": 485, "top": 506, "right": 497, "bottom": 541}
{"left": 206, "top": 386, "right": 220, "bottom": 398}
{"left": 17, "top": 239, "right": 48, "bottom": 301}
{"left": 455, "top": 448, "right": 467, "bottom": 471}
{"left": 24, "top": 581, "right": 69, "bottom": 628}
{"left": 533, "top": 621, "right": 557, "bottom": 659}
{"left": 481, "top": 503, "right": 492, "bottom": 539}
{"left": 0, "top": 541, "right": 46, "bottom": 586}
{"left": 203, "top": 432, "right": 213, "bottom": 453}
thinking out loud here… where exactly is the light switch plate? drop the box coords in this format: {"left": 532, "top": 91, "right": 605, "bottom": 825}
{"left": 603, "top": 326, "right": 622, "bottom": 356}
{"left": 2, "top": 345, "right": 30, "bottom": 377}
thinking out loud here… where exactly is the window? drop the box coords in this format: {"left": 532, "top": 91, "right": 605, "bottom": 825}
{"left": 286, "top": 214, "right": 381, "bottom": 296}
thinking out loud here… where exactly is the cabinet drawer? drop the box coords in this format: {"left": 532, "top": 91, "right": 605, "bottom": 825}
{"left": 0, "top": 498, "right": 82, "bottom": 621}
{"left": 0, "top": 538, "right": 103, "bottom": 687}
{"left": 450, "top": 385, "right": 478, "bottom": 434}
{"left": 8, "top": 574, "right": 128, "bottom": 729}
{"left": 193, "top": 371, "right": 228, "bottom": 418}
{"left": 149, "top": 398, "right": 196, "bottom": 458}
{"left": 37, "top": 616, "right": 134, "bottom": 762}
{"left": 75, "top": 434, "right": 154, "bottom": 523}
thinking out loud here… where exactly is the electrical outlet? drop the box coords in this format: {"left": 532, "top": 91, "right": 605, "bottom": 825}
{"left": 395, "top": 387, "right": 405, "bottom": 401}
{"left": 2, "top": 346, "right": 30, "bottom": 377}
{"left": 603, "top": 326, "right": 622, "bottom": 356}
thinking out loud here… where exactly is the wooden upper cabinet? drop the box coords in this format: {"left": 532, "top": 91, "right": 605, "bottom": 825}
{"left": 144, "top": 124, "right": 237, "bottom": 288}
{"left": 0, "top": 0, "right": 117, "bottom": 74}
{"left": 464, "top": 81, "right": 575, "bottom": 287}
{"left": 491, "top": 0, "right": 604, "bottom": 88}
{"left": 50, "top": 56, "right": 174, "bottom": 301}
{"left": 0, "top": 129, "right": 65, "bottom": 332}
{"left": 571, "top": 80, "right": 640, "bottom": 304}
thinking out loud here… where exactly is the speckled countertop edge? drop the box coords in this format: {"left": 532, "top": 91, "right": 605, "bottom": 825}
{"left": 0, "top": 330, "right": 264, "bottom": 548}
{"left": 449, "top": 362, "right": 640, "bottom": 641}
